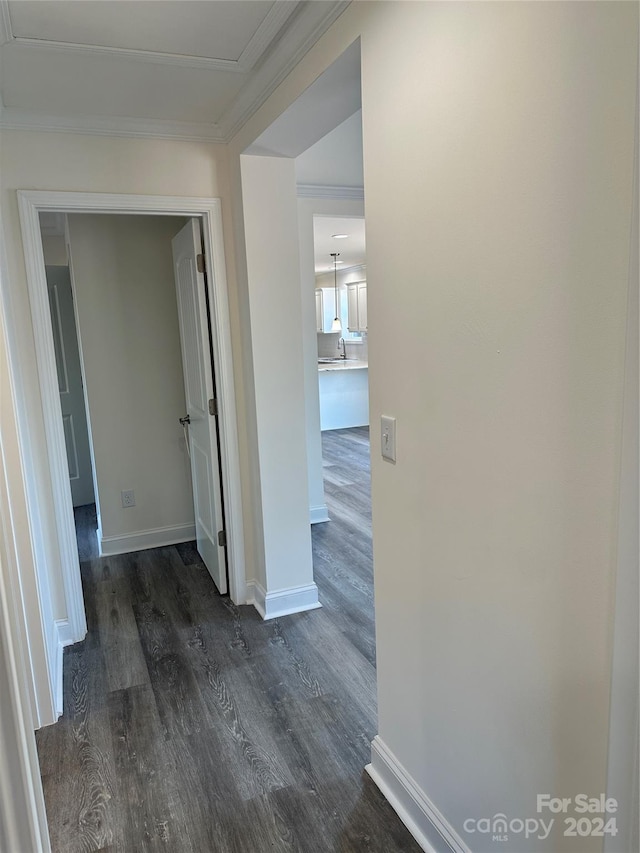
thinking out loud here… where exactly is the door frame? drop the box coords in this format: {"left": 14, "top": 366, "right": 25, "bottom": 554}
{"left": 17, "top": 191, "right": 246, "bottom": 650}
{"left": 45, "top": 263, "right": 96, "bottom": 510}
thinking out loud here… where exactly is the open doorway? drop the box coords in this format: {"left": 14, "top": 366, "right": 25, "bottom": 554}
{"left": 239, "top": 42, "right": 374, "bottom": 651}
{"left": 309, "top": 210, "right": 374, "bottom": 662}
{"left": 312, "top": 214, "right": 368, "bottom": 429}
{"left": 40, "top": 211, "right": 228, "bottom": 595}
{"left": 17, "top": 191, "right": 246, "bottom": 728}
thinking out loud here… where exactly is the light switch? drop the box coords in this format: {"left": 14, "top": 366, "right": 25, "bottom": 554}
{"left": 381, "top": 415, "right": 396, "bottom": 463}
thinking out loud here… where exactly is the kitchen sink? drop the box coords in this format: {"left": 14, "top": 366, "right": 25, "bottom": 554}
{"left": 318, "top": 357, "right": 347, "bottom": 364}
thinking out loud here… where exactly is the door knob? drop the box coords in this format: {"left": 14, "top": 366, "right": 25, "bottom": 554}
{"left": 179, "top": 414, "right": 191, "bottom": 426}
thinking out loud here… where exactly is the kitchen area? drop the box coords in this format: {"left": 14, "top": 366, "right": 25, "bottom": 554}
{"left": 313, "top": 216, "right": 368, "bottom": 431}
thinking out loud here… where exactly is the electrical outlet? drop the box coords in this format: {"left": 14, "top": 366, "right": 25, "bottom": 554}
{"left": 121, "top": 489, "right": 135, "bottom": 508}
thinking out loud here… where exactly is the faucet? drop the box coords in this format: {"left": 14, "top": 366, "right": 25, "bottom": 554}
{"left": 338, "top": 338, "right": 347, "bottom": 359}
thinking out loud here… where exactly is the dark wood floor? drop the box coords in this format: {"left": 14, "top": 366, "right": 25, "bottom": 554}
{"left": 36, "top": 427, "right": 421, "bottom": 852}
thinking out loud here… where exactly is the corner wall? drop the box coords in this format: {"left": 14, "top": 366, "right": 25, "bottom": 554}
{"left": 605, "top": 68, "right": 639, "bottom": 851}
{"left": 229, "top": 2, "right": 639, "bottom": 850}
{"left": 240, "top": 154, "right": 318, "bottom": 616}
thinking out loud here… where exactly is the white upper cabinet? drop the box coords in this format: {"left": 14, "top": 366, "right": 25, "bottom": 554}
{"left": 347, "top": 281, "right": 367, "bottom": 332}
{"left": 347, "top": 284, "right": 358, "bottom": 332}
{"left": 316, "top": 286, "right": 349, "bottom": 333}
{"left": 357, "top": 282, "right": 367, "bottom": 332}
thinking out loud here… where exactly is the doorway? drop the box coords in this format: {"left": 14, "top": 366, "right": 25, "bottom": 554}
{"left": 44, "top": 263, "right": 95, "bottom": 510}
{"left": 17, "top": 192, "right": 245, "bottom": 724}
{"left": 41, "top": 211, "right": 229, "bottom": 595}
{"left": 309, "top": 211, "right": 374, "bottom": 660}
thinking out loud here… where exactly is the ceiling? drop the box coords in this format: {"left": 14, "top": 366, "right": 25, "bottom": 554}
{"left": 296, "top": 110, "right": 362, "bottom": 190}
{"left": 11, "top": 2, "right": 366, "bottom": 256}
{"left": 313, "top": 215, "right": 365, "bottom": 275}
{"left": 0, "top": 0, "right": 348, "bottom": 141}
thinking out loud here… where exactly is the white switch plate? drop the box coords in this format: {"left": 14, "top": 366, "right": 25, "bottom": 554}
{"left": 381, "top": 415, "right": 396, "bottom": 462}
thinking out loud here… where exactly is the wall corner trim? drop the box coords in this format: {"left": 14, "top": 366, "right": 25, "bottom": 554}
{"left": 246, "top": 580, "right": 267, "bottom": 618}
{"left": 309, "top": 504, "right": 330, "bottom": 524}
{"left": 246, "top": 580, "right": 321, "bottom": 621}
{"left": 366, "top": 736, "right": 471, "bottom": 853}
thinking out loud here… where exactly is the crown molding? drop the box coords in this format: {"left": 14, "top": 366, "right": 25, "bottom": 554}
{"left": 0, "top": 1, "right": 351, "bottom": 145}
{"left": 219, "top": 1, "right": 350, "bottom": 141}
{"left": 297, "top": 183, "right": 364, "bottom": 200}
{"left": 0, "top": 107, "right": 226, "bottom": 143}
{"left": 316, "top": 262, "right": 366, "bottom": 277}
{"left": 236, "top": 1, "right": 299, "bottom": 71}
{"left": 0, "top": 0, "right": 10, "bottom": 45}
{"left": 0, "top": 0, "right": 298, "bottom": 72}
{"left": 343, "top": 263, "right": 366, "bottom": 274}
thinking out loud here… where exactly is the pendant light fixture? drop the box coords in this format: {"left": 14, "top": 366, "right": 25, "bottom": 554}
{"left": 330, "top": 252, "right": 342, "bottom": 332}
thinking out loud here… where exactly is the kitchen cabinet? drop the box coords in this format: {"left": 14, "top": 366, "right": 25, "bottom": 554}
{"left": 347, "top": 282, "right": 367, "bottom": 332}
{"left": 317, "top": 362, "right": 369, "bottom": 430}
{"left": 316, "top": 287, "right": 347, "bottom": 333}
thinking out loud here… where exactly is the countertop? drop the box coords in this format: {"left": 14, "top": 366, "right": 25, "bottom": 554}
{"left": 317, "top": 359, "right": 368, "bottom": 372}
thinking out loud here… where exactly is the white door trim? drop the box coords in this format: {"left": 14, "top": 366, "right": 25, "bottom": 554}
{"left": 0, "top": 449, "right": 51, "bottom": 851}
{"left": 0, "top": 558, "right": 52, "bottom": 853}
{"left": 16, "top": 191, "right": 246, "bottom": 651}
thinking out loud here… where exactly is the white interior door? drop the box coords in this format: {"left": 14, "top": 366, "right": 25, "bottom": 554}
{"left": 46, "top": 265, "right": 95, "bottom": 508}
{"left": 172, "top": 219, "right": 227, "bottom": 594}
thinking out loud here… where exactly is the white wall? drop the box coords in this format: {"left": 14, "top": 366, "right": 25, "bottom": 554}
{"left": 295, "top": 110, "right": 363, "bottom": 188}
{"left": 363, "top": 3, "right": 637, "bottom": 850}
{"left": 240, "top": 154, "right": 317, "bottom": 607}
{"left": 230, "top": 3, "right": 638, "bottom": 850}
{"left": 605, "top": 86, "right": 639, "bottom": 852}
{"left": 1, "top": 161, "right": 51, "bottom": 842}
{"left": 0, "top": 187, "right": 57, "bottom": 727}
{"left": 0, "top": 546, "right": 50, "bottom": 853}
{"left": 66, "top": 214, "right": 193, "bottom": 547}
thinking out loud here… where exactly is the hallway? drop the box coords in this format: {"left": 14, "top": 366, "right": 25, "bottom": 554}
{"left": 35, "top": 429, "right": 420, "bottom": 852}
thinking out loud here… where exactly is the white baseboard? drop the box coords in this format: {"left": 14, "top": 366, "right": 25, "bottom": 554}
{"left": 99, "top": 523, "right": 196, "bottom": 556}
{"left": 53, "top": 619, "right": 74, "bottom": 720}
{"left": 55, "top": 618, "right": 74, "bottom": 647}
{"left": 366, "top": 736, "right": 471, "bottom": 853}
{"left": 246, "top": 580, "right": 322, "bottom": 620}
{"left": 309, "top": 504, "right": 330, "bottom": 524}
{"left": 246, "top": 581, "right": 267, "bottom": 618}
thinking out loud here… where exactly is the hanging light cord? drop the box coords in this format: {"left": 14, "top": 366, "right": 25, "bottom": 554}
{"left": 331, "top": 252, "right": 340, "bottom": 327}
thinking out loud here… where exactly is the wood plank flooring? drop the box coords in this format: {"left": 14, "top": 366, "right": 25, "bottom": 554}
{"left": 36, "top": 427, "right": 421, "bottom": 852}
